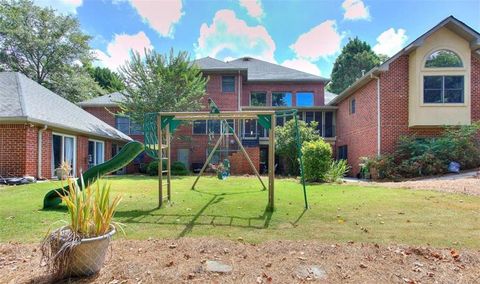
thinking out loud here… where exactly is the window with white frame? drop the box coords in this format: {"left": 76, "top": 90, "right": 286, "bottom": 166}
{"left": 222, "top": 76, "right": 235, "bottom": 92}
{"left": 193, "top": 119, "right": 234, "bottom": 134}
{"left": 88, "top": 140, "right": 105, "bottom": 168}
{"left": 272, "top": 92, "right": 292, "bottom": 106}
{"left": 296, "top": 92, "right": 314, "bottom": 106}
{"left": 243, "top": 119, "right": 257, "bottom": 139}
{"left": 52, "top": 133, "right": 76, "bottom": 177}
{"left": 250, "top": 92, "right": 267, "bottom": 106}
{"left": 115, "top": 115, "right": 143, "bottom": 135}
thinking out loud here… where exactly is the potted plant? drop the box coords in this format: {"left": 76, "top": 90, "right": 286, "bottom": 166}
{"left": 41, "top": 177, "right": 122, "bottom": 279}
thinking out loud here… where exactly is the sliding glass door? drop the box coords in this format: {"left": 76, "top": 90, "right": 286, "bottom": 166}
{"left": 51, "top": 133, "right": 76, "bottom": 177}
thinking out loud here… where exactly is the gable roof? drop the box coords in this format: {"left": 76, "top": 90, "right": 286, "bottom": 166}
{"left": 0, "top": 72, "right": 131, "bottom": 141}
{"left": 194, "top": 56, "right": 329, "bottom": 82}
{"left": 77, "top": 92, "right": 125, "bottom": 107}
{"left": 328, "top": 16, "right": 480, "bottom": 106}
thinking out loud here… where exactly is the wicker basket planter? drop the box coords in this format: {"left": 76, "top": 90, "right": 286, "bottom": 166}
{"left": 50, "top": 226, "right": 116, "bottom": 277}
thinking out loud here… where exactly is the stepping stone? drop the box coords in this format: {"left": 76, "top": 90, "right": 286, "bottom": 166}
{"left": 206, "top": 260, "right": 233, "bottom": 273}
{"left": 295, "top": 265, "right": 327, "bottom": 280}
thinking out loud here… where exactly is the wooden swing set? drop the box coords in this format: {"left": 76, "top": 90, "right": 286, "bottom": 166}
{"left": 154, "top": 108, "right": 276, "bottom": 210}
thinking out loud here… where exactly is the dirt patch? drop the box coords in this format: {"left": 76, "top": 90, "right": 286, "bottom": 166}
{"left": 352, "top": 174, "right": 480, "bottom": 196}
{"left": 2, "top": 238, "right": 479, "bottom": 283}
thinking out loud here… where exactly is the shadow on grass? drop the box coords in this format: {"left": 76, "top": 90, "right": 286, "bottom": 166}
{"left": 115, "top": 189, "right": 276, "bottom": 238}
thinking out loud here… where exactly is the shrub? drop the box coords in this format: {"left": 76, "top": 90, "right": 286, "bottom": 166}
{"left": 360, "top": 122, "right": 480, "bottom": 180}
{"left": 276, "top": 119, "right": 320, "bottom": 175}
{"left": 147, "top": 160, "right": 190, "bottom": 176}
{"left": 301, "top": 139, "right": 332, "bottom": 182}
{"left": 147, "top": 160, "right": 165, "bottom": 176}
{"left": 171, "top": 161, "right": 189, "bottom": 175}
{"left": 325, "top": 160, "right": 350, "bottom": 183}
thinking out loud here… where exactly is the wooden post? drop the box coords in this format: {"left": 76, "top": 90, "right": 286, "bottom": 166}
{"left": 166, "top": 123, "right": 171, "bottom": 202}
{"left": 191, "top": 134, "right": 224, "bottom": 190}
{"left": 268, "top": 115, "right": 275, "bottom": 210}
{"left": 157, "top": 114, "right": 163, "bottom": 208}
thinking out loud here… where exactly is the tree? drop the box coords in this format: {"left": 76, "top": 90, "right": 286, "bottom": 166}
{"left": 0, "top": 0, "right": 101, "bottom": 102}
{"left": 118, "top": 49, "right": 208, "bottom": 124}
{"left": 275, "top": 119, "right": 320, "bottom": 175}
{"left": 328, "top": 37, "right": 381, "bottom": 94}
{"left": 87, "top": 66, "right": 125, "bottom": 92}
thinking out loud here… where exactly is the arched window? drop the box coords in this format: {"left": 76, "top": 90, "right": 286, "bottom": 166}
{"left": 425, "top": 49, "right": 463, "bottom": 68}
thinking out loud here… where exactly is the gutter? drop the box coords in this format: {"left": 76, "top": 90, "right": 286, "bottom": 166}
{"left": 37, "top": 125, "right": 47, "bottom": 178}
{"left": 370, "top": 74, "right": 381, "bottom": 156}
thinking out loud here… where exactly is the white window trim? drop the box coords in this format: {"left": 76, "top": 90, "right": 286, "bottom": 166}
{"left": 295, "top": 91, "right": 315, "bottom": 107}
{"left": 271, "top": 91, "right": 293, "bottom": 107}
{"left": 52, "top": 132, "right": 77, "bottom": 177}
{"left": 421, "top": 74, "right": 466, "bottom": 106}
{"left": 88, "top": 139, "right": 105, "bottom": 166}
{"left": 249, "top": 92, "right": 268, "bottom": 107}
{"left": 242, "top": 119, "right": 258, "bottom": 140}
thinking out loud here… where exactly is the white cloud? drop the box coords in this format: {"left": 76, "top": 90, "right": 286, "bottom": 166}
{"left": 195, "top": 9, "right": 276, "bottom": 63}
{"left": 34, "top": 0, "right": 83, "bottom": 14}
{"left": 239, "top": 0, "right": 264, "bottom": 19}
{"left": 290, "top": 20, "right": 343, "bottom": 61}
{"left": 342, "top": 0, "right": 370, "bottom": 21}
{"left": 373, "top": 28, "right": 408, "bottom": 56}
{"left": 281, "top": 58, "right": 321, "bottom": 76}
{"left": 130, "top": 0, "right": 184, "bottom": 37}
{"left": 94, "top": 31, "right": 153, "bottom": 71}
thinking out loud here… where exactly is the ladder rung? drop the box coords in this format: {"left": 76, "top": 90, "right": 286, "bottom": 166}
{"left": 161, "top": 144, "right": 168, "bottom": 149}
{"left": 161, "top": 157, "right": 168, "bottom": 160}
{"left": 161, "top": 170, "right": 168, "bottom": 174}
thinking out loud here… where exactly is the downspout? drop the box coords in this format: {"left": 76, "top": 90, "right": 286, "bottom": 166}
{"left": 237, "top": 70, "right": 241, "bottom": 111}
{"left": 370, "top": 74, "right": 381, "bottom": 156}
{"left": 37, "top": 125, "right": 48, "bottom": 178}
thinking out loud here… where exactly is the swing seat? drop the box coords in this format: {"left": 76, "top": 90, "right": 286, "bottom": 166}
{"left": 217, "top": 159, "right": 231, "bottom": 180}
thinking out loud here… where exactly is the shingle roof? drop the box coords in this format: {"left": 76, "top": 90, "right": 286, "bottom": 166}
{"left": 227, "top": 57, "right": 329, "bottom": 82}
{"left": 0, "top": 72, "right": 131, "bottom": 141}
{"left": 77, "top": 92, "right": 125, "bottom": 107}
{"left": 193, "top": 56, "right": 329, "bottom": 82}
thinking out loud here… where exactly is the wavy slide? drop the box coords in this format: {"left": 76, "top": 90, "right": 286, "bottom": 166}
{"left": 43, "top": 141, "right": 145, "bottom": 209}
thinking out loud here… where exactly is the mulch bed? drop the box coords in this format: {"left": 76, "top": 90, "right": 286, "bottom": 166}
{"left": 1, "top": 238, "right": 479, "bottom": 283}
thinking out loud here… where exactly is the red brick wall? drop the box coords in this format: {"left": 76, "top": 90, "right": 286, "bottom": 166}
{"left": 82, "top": 106, "right": 119, "bottom": 127}
{"left": 76, "top": 136, "right": 88, "bottom": 175}
{"left": 0, "top": 124, "right": 52, "bottom": 178}
{"left": 472, "top": 52, "right": 480, "bottom": 122}
{"left": 0, "top": 124, "right": 28, "bottom": 177}
{"left": 229, "top": 147, "right": 260, "bottom": 175}
{"left": 204, "top": 74, "right": 240, "bottom": 111}
{"left": 335, "top": 79, "right": 379, "bottom": 175}
{"left": 241, "top": 82, "right": 325, "bottom": 107}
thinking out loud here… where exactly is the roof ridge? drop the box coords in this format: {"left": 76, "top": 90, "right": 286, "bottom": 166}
{"left": 14, "top": 72, "right": 27, "bottom": 117}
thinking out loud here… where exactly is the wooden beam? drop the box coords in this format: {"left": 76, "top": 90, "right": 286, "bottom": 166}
{"left": 166, "top": 123, "right": 171, "bottom": 202}
{"left": 157, "top": 114, "right": 163, "bottom": 208}
{"left": 156, "top": 111, "right": 275, "bottom": 121}
{"left": 268, "top": 115, "right": 275, "bottom": 210}
{"left": 191, "top": 134, "right": 225, "bottom": 190}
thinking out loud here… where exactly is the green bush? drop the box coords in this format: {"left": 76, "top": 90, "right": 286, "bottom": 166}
{"left": 171, "top": 161, "right": 189, "bottom": 175}
{"left": 301, "top": 139, "right": 332, "bottom": 182}
{"left": 361, "top": 122, "right": 480, "bottom": 180}
{"left": 325, "top": 160, "right": 350, "bottom": 183}
{"left": 147, "top": 160, "right": 190, "bottom": 176}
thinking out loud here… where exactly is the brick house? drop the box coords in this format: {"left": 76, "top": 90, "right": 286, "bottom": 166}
{"left": 79, "top": 57, "right": 336, "bottom": 174}
{"left": 330, "top": 16, "right": 480, "bottom": 176}
{"left": 0, "top": 72, "right": 131, "bottom": 179}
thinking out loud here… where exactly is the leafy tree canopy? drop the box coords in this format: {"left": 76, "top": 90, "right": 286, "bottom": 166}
{"left": 87, "top": 65, "right": 125, "bottom": 92}
{"left": 328, "top": 37, "right": 382, "bottom": 95}
{"left": 118, "top": 49, "right": 208, "bottom": 124}
{"left": 0, "top": 0, "right": 103, "bottom": 102}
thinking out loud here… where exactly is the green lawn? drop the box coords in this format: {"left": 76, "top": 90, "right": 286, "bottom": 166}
{"left": 0, "top": 175, "right": 478, "bottom": 248}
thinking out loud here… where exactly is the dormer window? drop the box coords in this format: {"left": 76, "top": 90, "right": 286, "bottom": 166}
{"left": 425, "top": 49, "right": 463, "bottom": 68}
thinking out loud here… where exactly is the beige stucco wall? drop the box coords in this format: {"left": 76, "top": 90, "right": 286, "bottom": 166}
{"left": 408, "top": 27, "right": 471, "bottom": 127}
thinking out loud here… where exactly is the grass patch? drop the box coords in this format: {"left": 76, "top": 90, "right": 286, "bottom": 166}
{"left": 0, "top": 175, "right": 478, "bottom": 248}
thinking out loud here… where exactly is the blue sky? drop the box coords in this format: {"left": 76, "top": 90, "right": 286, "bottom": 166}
{"left": 36, "top": 0, "right": 480, "bottom": 78}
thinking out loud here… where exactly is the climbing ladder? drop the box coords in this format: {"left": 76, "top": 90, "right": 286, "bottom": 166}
{"left": 144, "top": 113, "right": 172, "bottom": 207}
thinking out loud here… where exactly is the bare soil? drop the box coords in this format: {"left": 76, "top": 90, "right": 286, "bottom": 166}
{"left": 2, "top": 238, "right": 480, "bottom": 284}
{"left": 353, "top": 172, "right": 480, "bottom": 196}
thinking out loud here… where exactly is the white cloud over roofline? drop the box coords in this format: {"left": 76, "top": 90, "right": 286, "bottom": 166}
{"left": 373, "top": 28, "right": 408, "bottom": 56}
{"left": 194, "top": 9, "right": 276, "bottom": 63}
